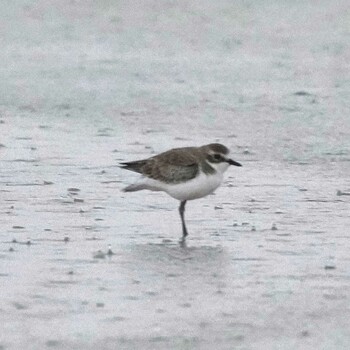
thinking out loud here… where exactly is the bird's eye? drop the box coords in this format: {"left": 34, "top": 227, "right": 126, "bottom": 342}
{"left": 213, "top": 154, "right": 221, "bottom": 160}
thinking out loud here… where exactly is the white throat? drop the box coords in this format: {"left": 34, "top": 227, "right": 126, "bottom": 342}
{"left": 206, "top": 160, "right": 230, "bottom": 175}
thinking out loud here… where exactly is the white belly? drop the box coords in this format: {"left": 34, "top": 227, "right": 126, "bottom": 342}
{"left": 164, "top": 172, "right": 224, "bottom": 201}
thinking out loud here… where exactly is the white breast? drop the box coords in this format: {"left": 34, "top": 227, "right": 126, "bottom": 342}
{"left": 164, "top": 171, "right": 224, "bottom": 201}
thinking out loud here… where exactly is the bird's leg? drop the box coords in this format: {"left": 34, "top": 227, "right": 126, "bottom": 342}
{"left": 179, "top": 200, "right": 188, "bottom": 240}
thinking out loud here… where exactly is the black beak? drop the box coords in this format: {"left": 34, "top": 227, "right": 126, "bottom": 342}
{"left": 227, "top": 159, "right": 242, "bottom": 167}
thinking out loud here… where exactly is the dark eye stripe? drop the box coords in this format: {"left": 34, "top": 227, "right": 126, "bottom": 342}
{"left": 207, "top": 154, "right": 224, "bottom": 163}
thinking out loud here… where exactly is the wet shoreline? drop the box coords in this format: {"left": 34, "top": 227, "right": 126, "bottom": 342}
{"left": 1, "top": 1, "right": 350, "bottom": 349}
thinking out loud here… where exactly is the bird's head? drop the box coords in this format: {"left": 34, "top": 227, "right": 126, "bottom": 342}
{"left": 203, "top": 143, "right": 242, "bottom": 173}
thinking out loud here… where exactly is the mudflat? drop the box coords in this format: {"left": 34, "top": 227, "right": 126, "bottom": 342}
{"left": 1, "top": 1, "right": 350, "bottom": 349}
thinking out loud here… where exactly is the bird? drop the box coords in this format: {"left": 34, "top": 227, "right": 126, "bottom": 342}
{"left": 119, "top": 143, "right": 242, "bottom": 242}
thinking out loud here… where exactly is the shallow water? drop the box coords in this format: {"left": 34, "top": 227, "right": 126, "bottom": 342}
{"left": 1, "top": 1, "right": 350, "bottom": 349}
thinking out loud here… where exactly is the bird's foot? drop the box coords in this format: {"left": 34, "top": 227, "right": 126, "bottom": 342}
{"left": 179, "top": 237, "right": 187, "bottom": 248}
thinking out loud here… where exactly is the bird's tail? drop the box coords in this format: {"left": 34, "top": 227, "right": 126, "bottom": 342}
{"left": 119, "top": 160, "right": 147, "bottom": 174}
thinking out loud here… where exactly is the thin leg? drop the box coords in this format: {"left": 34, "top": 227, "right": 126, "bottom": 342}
{"left": 179, "top": 200, "right": 188, "bottom": 240}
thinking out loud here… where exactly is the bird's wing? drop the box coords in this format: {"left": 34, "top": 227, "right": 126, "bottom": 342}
{"left": 145, "top": 150, "right": 199, "bottom": 183}
{"left": 120, "top": 148, "right": 200, "bottom": 183}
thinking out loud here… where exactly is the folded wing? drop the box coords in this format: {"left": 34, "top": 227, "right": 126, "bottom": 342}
{"left": 120, "top": 148, "right": 199, "bottom": 184}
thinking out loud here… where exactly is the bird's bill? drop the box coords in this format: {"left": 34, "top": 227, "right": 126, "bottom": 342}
{"left": 227, "top": 158, "right": 242, "bottom": 167}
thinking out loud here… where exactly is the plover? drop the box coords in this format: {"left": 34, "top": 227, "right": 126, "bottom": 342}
{"left": 120, "top": 143, "right": 242, "bottom": 241}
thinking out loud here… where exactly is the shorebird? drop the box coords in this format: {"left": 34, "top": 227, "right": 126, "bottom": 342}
{"left": 120, "top": 143, "right": 242, "bottom": 241}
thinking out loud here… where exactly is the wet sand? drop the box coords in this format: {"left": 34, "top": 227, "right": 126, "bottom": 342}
{"left": 1, "top": 1, "right": 350, "bottom": 349}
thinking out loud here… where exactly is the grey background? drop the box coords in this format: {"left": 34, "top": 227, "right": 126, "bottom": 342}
{"left": 1, "top": 1, "right": 350, "bottom": 349}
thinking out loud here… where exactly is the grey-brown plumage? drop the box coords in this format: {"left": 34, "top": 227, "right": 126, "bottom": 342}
{"left": 119, "top": 143, "right": 230, "bottom": 183}
{"left": 120, "top": 148, "right": 199, "bottom": 184}
{"left": 120, "top": 143, "right": 242, "bottom": 242}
